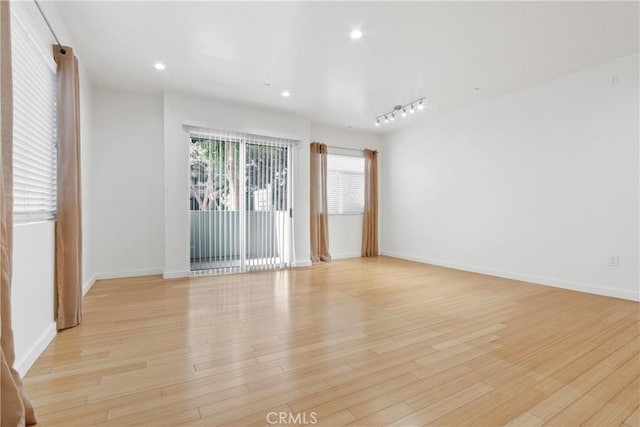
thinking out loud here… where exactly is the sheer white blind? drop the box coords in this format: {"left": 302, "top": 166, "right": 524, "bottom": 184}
{"left": 11, "top": 3, "right": 57, "bottom": 222}
{"left": 327, "top": 154, "right": 364, "bottom": 215}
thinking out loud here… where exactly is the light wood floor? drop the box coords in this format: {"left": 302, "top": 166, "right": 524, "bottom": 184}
{"left": 25, "top": 257, "right": 639, "bottom": 426}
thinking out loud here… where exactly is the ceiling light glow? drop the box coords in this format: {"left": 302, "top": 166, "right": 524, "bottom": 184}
{"left": 350, "top": 29, "right": 363, "bottom": 40}
{"left": 154, "top": 62, "right": 166, "bottom": 71}
{"left": 281, "top": 90, "right": 291, "bottom": 98}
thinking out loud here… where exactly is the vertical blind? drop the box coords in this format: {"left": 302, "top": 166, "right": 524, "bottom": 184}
{"left": 189, "top": 127, "right": 296, "bottom": 275}
{"left": 11, "top": 2, "right": 57, "bottom": 222}
{"left": 327, "top": 153, "right": 365, "bottom": 215}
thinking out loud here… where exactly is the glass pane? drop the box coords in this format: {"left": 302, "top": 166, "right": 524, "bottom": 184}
{"left": 327, "top": 154, "right": 365, "bottom": 214}
{"left": 245, "top": 144, "right": 289, "bottom": 268}
{"left": 189, "top": 138, "right": 241, "bottom": 271}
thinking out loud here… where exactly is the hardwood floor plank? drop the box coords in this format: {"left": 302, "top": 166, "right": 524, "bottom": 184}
{"left": 542, "top": 393, "right": 607, "bottom": 426}
{"left": 347, "top": 364, "right": 472, "bottom": 419}
{"left": 427, "top": 371, "right": 541, "bottom": 426}
{"left": 288, "top": 363, "right": 421, "bottom": 413}
{"left": 623, "top": 407, "right": 640, "bottom": 427}
{"left": 471, "top": 387, "right": 549, "bottom": 427}
{"left": 389, "top": 381, "right": 494, "bottom": 426}
{"left": 504, "top": 411, "right": 546, "bottom": 427}
{"left": 345, "top": 402, "right": 414, "bottom": 426}
{"left": 587, "top": 354, "right": 639, "bottom": 401}
{"left": 582, "top": 375, "right": 640, "bottom": 427}
{"left": 23, "top": 257, "right": 639, "bottom": 427}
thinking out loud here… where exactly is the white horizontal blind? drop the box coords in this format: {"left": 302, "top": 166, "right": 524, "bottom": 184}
{"left": 327, "top": 154, "right": 364, "bottom": 215}
{"left": 11, "top": 3, "right": 57, "bottom": 222}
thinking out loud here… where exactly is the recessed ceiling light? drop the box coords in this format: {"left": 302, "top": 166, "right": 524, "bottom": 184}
{"left": 350, "top": 29, "right": 363, "bottom": 40}
{"left": 154, "top": 62, "right": 166, "bottom": 71}
{"left": 281, "top": 90, "right": 291, "bottom": 98}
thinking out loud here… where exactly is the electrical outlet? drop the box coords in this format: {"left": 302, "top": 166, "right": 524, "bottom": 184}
{"left": 608, "top": 256, "right": 619, "bottom": 267}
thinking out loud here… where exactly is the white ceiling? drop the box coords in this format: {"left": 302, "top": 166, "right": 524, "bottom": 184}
{"left": 55, "top": 1, "right": 639, "bottom": 132}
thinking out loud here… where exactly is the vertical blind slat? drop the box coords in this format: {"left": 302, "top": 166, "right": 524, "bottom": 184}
{"left": 189, "top": 129, "right": 296, "bottom": 275}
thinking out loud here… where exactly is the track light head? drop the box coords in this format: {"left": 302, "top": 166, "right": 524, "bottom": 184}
{"left": 373, "top": 99, "right": 424, "bottom": 126}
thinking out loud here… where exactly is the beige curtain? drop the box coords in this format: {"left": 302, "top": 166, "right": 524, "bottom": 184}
{"left": 361, "top": 149, "right": 378, "bottom": 257}
{"left": 53, "top": 46, "right": 82, "bottom": 331}
{"left": 1, "top": 1, "right": 37, "bottom": 424}
{"left": 310, "top": 142, "right": 331, "bottom": 262}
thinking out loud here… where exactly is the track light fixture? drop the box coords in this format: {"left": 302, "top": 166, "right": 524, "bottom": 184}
{"left": 374, "top": 97, "right": 425, "bottom": 127}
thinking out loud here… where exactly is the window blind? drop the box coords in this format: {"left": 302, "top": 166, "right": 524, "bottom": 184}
{"left": 327, "top": 154, "right": 364, "bottom": 215}
{"left": 188, "top": 127, "right": 296, "bottom": 275}
{"left": 11, "top": 3, "right": 58, "bottom": 222}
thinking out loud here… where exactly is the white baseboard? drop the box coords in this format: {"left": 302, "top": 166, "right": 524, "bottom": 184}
{"left": 292, "top": 260, "right": 312, "bottom": 268}
{"left": 85, "top": 269, "right": 164, "bottom": 295}
{"left": 380, "top": 250, "right": 640, "bottom": 302}
{"left": 163, "top": 270, "right": 190, "bottom": 279}
{"left": 95, "top": 269, "right": 163, "bottom": 281}
{"left": 82, "top": 273, "right": 97, "bottom": 296}
{"left": 15, "top": 322, "right": 56, "bottom": 377}
{"left": 331, "top": 253, "right": 361, "bottom": 260}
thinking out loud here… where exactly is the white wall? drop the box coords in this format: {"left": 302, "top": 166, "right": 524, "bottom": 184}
{"left": 93, "top": 93, "right": 382, "bottom": 278}
{"left": 92, "top": 88, "right": 164, "bottom": 278}
{"left": 163, "top": 92, "right": 311, "bottom": 277}
{"left": 10, "top": 1, "right": 95, "bottom": 376}
{"left": 12, "top": 222, "right": 56, "bottom": 376}
{"left": 381, "top": 53, "right": 639, "bottom": 301}
{"left": 310, "top": 123, "right": 381, "bottom": 259}
{"left": 80, "top": 68, "right": 95, "bottom": 292}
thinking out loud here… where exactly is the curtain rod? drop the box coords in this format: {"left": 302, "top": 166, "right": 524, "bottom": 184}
{"left": 326, "top": 145, "right": 364, "bottom": 152}
{"left": 33, "top": 0, "right": 66, "bottom": 54}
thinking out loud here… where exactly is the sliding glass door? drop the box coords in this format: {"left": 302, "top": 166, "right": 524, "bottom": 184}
{"left": 189, "top": 130, "right": 294, "bottom": 274}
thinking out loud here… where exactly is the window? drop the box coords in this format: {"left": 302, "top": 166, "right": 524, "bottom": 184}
{"left": 327, "top": 154, "right": 364, "bottom": 215}
{"left": 11, "top": 3, "right": 58, "bottom": 222}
